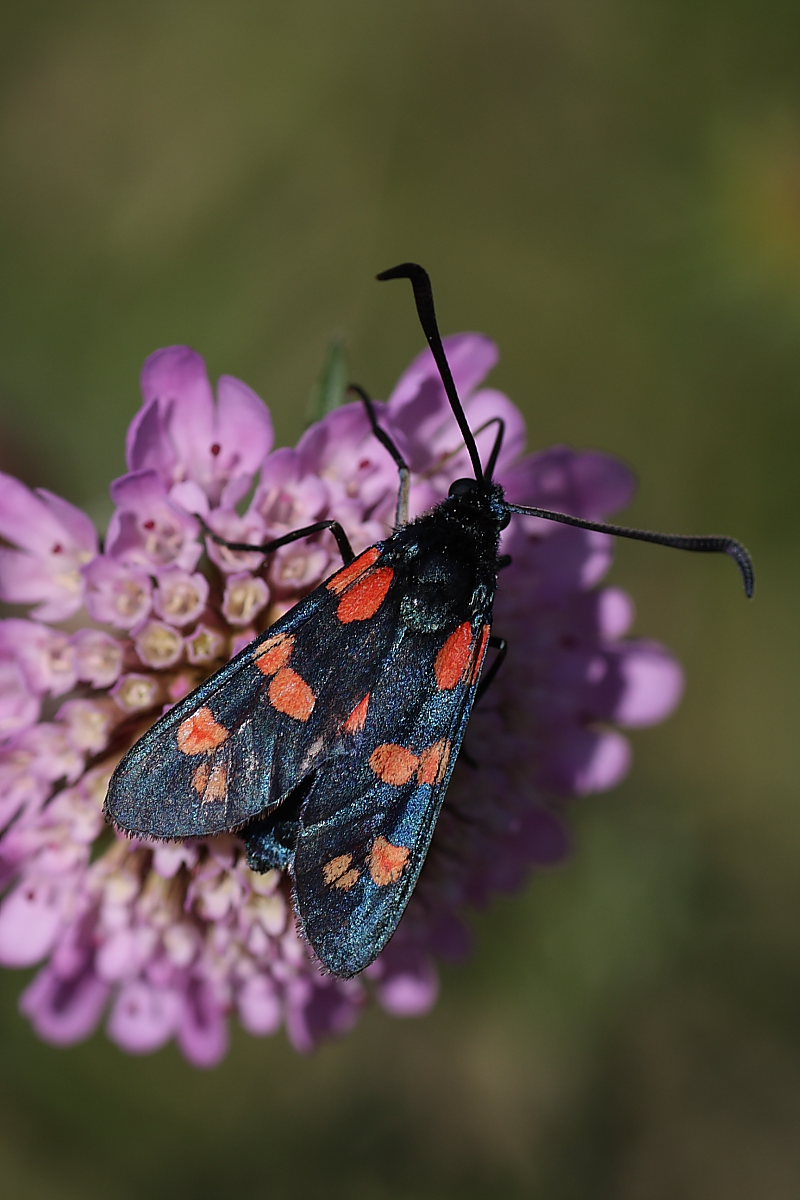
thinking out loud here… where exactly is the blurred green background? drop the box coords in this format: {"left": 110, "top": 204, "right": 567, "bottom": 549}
{"left": 0, "top": 3, "right": 797, "bottom": 1197}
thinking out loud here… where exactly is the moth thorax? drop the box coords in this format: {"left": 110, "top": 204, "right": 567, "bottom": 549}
{"left": 400, "top": 556, "right": 477, "bottom": 633}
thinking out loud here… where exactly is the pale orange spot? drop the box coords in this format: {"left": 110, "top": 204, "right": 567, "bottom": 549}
{"left": 369, "top": 836, "right": 410, "bottom": 887}
{"left": 417, "top": 738, "right": 453, "bottom": 786}
{"left": 197, "top": 761, "right": 228, "bottom": 804}
{"left": 192, "top": 761, "right": 210, "bottom": 793}
{"left": 253, "top": 632, "right": 295, "bottom": 677}
{"left": 322, "top": 854, "right": 360, "bottom": 890}
{"left": 327, "top": 546, "right": 381, "bottom": 595}
{"left": 268, "top": 667, "right": 316, "bottom": 721}
{"left": 343, "top": 693, "right": 370, "bottom": 734}
{"left": 369, "top": 743, "right": 419, "bottom": 786}
{"left": 434, "top": 622, "right": 474, "bottom": 689}
{"left": 177, "top": 706, "right": 229, "bottom": 754}
{"left": 469, "top": 623, "right": 492, "bottom": 685}
{"left": 337, "top": 567, "right": 394, "bottom": 623}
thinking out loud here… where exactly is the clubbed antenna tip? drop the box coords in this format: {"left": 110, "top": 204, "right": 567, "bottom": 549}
{"left": 722, "top": 537, "right": 755, "bottom": 598}
{"left": 377, "top": 262, "right": 486, "bottom": 482}
{"left": 506, "top": 504, "right": 756, "bottom": 598}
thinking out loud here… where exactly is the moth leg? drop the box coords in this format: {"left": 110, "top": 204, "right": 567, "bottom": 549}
{"left": 198, "top": 516, "right": 356, "bottom": 567}
{"left": 475, "top": 635, "right": 507, "bottom": 704}
{"left": 348, "top": 383, "right": 410, "bottom": 526}
{"left": 460, "top": 636, "right": 509, "bottom": 771}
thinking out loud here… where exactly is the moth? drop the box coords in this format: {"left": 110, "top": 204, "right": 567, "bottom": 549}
{"left": 105, "top": 263, "right": 753, "bottom": 977}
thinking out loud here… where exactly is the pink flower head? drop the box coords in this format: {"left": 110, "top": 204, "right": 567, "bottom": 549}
{"left": 0, "top": 335, "right": 683, "bottom": 1064}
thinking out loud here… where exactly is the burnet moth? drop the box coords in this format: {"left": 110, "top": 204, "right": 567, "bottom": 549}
{"left": 105, "top": 263, "right": 754, "bottom": 978}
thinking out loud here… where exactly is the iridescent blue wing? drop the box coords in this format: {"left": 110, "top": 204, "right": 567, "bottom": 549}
{"left": 292, "top": 617, "right": 492, "bottom": 977}
{"left": 105, "top": 545, "right": 403, "bottom": 839}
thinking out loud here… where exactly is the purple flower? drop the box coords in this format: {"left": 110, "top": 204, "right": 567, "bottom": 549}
{"left": 0, "top": 338, "right": 683, "bottom": 1064}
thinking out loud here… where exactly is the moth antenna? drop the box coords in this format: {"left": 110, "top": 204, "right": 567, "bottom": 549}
{"left": 481, "top": 416, "right": 506, "bottom": 478}
{"left": 507, "top": 503, "right": 755, "bottom": 597}
{"left": 377, "top": 263, "right": 485, "bottom": 482}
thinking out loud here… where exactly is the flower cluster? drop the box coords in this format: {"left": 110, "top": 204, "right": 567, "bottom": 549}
{"left": 0, "top": 335, "right": 682, "bottom": 1064}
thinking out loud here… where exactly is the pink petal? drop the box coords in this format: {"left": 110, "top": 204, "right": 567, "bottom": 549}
{"left": 108, "top": 980, "right": 180, "bottom": 1054}
{"left": 0, "top": 880, "right": 65, "bottom": 965}
{"left": 597, "top": 587, "right": 635, "bottom": 638}
{"left": 238, "top": 975, "right": 282, "bottom": 1036}
{"left": 612, "top": 642, "right": 684, "bottom": 727}
{"left": 466, "top": 387, "right": 527, "bottom": 470}
{"left": 509, "top": 448, "right": 637, "bottom": 519}
{"left": 285, "top": 978, "right": 361, "bottom": 1053}
{"left": 126, "top": 396, "right": 175, "bottom": 478}
{"left": 376, "top": 959, "right": 439, "bottom": 1017}
{"left": 1, "top": 619, "right": 77, "bottom": 696}
{"left": 389, "top": 332, "right": 499, "bottom": 409}
{"left": 0, "top": 547, "right": 86, "bottom": 621}
{"left": 176, "top": 979, "right": 229, "bottom": 1067}
{"left": 215, "top": 374, "right": 274, "bottom": 473}
{"left": 143, "top": 346, "right": 215, "bottom": 468}
{"left": 541, "top": 726, "right": 632, "bottom": 795}
{"left": 0, "top": 472, "right": 65, "bottom": 555}
{"left": 21, "top": 965, "right": 109, "bottom": 1046}
{"left": 36, "top": 489, "right": 97, "bottom": 554}
{"left": 140, "top": 345, "right": 214, "bottom": 423}
{"left": 0, "top": 655, "right": 40, "bottom": 735}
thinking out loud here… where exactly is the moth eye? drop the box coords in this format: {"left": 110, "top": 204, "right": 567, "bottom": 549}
{"left": 448, "top": 478, "right": 475, "bottom": 498}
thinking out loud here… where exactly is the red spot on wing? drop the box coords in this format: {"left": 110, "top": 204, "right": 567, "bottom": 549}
{"left": 268, "top": 667, "right": 316, "bottom": 721}
{"left": 369, "top": 836, "right": 410, "bottom": 886}
{"left": 327, "top": 546, "right": 381, "bottom": 596}
{"left": 177, "top": 706, "right": 229, "bottom": 755}
{"left": 434, "top": 621, "right": 474, "bottom": 690}
{"left": 469, "top": 623, "right": 492, "bottom": 685}
{"left": 417, "top": 738, "right": 453, "bottom": 786}
{"left": 369, "top": 743, "right": 419, "bottom": 785}
{"left": 253, "top": 632, "right": 295, "bottom": 676}
{"left": 343, "top": 693, "right": 370, "bottom": 734}
{"left": 337, "top": 567, "right": 394, "bottom": 623}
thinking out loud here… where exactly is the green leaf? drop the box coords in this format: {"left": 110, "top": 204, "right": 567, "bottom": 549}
{"left": 308, "top": 338, "right": 349, "bottom": 423}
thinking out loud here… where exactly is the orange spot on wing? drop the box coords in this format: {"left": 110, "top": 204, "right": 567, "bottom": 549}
{"left": 343, "top": 693, "right": 370, "bottom": 734}
{"left": 369, "top": 743, "right": 419, "bottom": 785}
{"left": 177, "top": 706, "right": 229, "bottom": 754}
{"left": 369, "top": 836, "right": 410, "bottom": 886}
{"left": 337, "top": 567, "right": 394, "bottom": 623}
{"left": 268, "top": 667, "right": 316, "bottom": 721}
{"left": 469, "top": 623, "right": 492, "bottom": 685}
{"left": 192, "top": 760, "right": 228, "bottom": 803}
{"left": 417, "top": 738, "right": 453, "bottom": 786}
{"left": 327, "top": 546, "right": 381, "bottom": 596}
{"left": 322, "top": 854, "right": 360, "bottom": 890}
{"left": 434, "top": 621, "right": 474, "bottom": 689}
{"left": 192, "top": 762, "right": 209, "bottom": 793}
{"left": 253, "top": 632, "right": 295, "bottom": 676}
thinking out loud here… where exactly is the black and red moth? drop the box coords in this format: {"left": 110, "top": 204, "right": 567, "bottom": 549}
{"left": 105, "top": 263, "right": 754, "bottom": 979}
